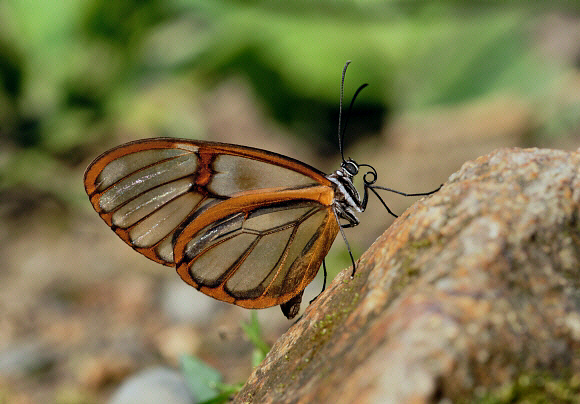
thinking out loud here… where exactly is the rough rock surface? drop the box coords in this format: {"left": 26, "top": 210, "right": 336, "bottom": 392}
{"left": 234, "top": 147, "right": 580, "bottom": 403}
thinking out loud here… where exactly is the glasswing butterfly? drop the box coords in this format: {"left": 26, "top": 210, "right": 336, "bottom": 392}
{"left": 84, "top": 61, "right": 440, "bottom": 319}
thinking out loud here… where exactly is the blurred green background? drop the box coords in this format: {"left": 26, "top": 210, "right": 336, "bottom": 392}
{"left": 1, "top": 1, "right": 579, "bottom": 403}
{"left": 2, "top": 0, "right": 579, "bottom": 205}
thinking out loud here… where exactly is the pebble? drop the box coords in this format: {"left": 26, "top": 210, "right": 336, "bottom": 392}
{"left": 108, "top": 367, "right": 195, "bottom": 404}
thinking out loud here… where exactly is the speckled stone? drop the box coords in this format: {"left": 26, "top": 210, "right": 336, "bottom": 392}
{"left": 234, "top": 147, "right": 580, "bottom": 404}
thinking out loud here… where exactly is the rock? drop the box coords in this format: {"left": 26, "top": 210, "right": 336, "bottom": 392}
{"left": 234, "top": 148, "right": 580, "bottom": 403}
{"left": 108, "top": 367, "right": 195, "bottom": 404}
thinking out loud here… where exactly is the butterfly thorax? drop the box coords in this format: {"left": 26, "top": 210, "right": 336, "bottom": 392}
{"left": 326, "top": 161, "right": 363, "bottom": 227}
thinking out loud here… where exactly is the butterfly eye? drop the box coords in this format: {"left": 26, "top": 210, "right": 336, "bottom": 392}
{"left": 342, "top": 160, "right": 359, "bottom": 176}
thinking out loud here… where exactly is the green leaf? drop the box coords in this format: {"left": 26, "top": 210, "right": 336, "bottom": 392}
{"left": 198, "top": 382, "right": 244, "bottom": 404}
{"left": 180, "top": 354, "right": 222, "bottom": 402}
{"left": 240, "top": 311, "right": 270, "bottom": 366}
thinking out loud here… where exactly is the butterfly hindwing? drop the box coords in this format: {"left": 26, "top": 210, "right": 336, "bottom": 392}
{"left": 174, "top": 192, "right": 339, "bottom": 309}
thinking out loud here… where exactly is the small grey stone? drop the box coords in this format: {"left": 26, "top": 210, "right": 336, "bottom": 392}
{"left": 108, "top": 367, "right": 195, "bottom": 404}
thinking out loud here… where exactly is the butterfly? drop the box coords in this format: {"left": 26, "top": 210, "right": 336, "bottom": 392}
{"left": 83, "top": 61, "right": 440, "bottom": 319}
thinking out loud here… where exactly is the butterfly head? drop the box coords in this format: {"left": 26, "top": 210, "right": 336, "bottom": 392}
{"left": 335, "top": 158, "right": 378, "bottom": 193}
{"left": 339, "top": 158, "right": 379, "bottom": 187}
{"left": 340, "top": 159, "right": 359, "bottom": 178}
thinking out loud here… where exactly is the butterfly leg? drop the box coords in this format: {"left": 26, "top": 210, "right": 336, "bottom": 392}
{"left": 332, "top": 208, "right": 357, "bottom": 277}
{"left": 309, "top": 259, "right": 328, "bottom": 304}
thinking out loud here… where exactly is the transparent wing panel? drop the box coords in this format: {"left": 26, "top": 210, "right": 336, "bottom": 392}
{"left": 100, "top": 154, "right": 199, "bottom": 212}
{"left": 112, "top": 178, "right": 196, "bottom": 228}
{"left": 208, "top": 155, "right": 317, "bottom": 195}
{"left": 96, "top": 148, "right": 191, "bottom": 191}
{"left": 225, "top": 227, "right": 294, "bottom": 298}
{"left": 192, "top": 233, "right": 258, "bottom": 285}
{"left": 129, "top": 193, "right": 202, "bottom": 248}
{"left": 184, "top": 202, "right": 335, "bottom": 301}
{"left": 263, "top": 209, "right": 330, "bottom": 297}
{"left": 244, "top": 206, "right": 314, "bottom": 231}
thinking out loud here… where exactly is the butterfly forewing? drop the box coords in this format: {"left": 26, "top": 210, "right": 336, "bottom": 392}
{"left": 84, "top": 138, "right": 338, "bottom": 310}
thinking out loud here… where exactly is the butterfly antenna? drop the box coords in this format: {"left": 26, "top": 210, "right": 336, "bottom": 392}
{"left": 337, "top": 61, "right": 351, "bottom": 162}
{"left": 341, "top": 82, "right": 368, "bottom": 155}
{"left": 338, "top": 61, "right": 370, "bottom": 163}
